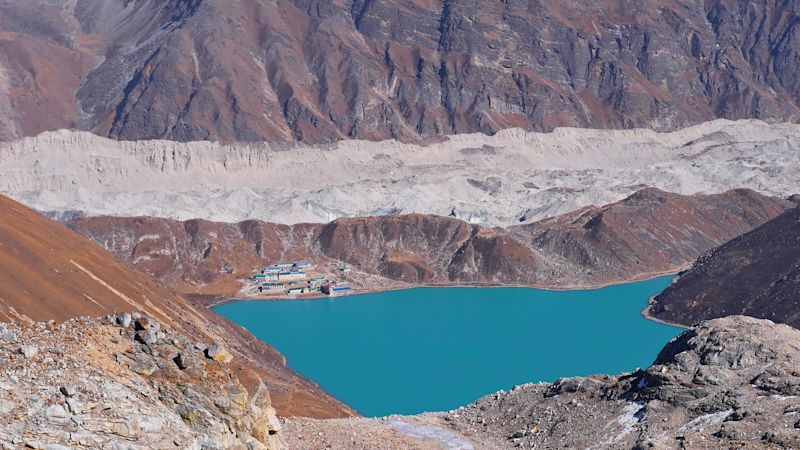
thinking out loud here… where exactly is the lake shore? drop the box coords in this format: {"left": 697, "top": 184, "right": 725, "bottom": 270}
{"left": 641, "top": 304, "right": 690, "bottom": 329}
{"left": 205, "top": 266, "right": 688, "bottom": 310}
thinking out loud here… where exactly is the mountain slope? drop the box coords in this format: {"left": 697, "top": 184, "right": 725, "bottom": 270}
{"left": 0, "top": 194, "right": 353, "bottom": 418}
{"left": 0, "top": 193, "right": 201, "bottom": 323}
{"left": 649, "top": 204, "right": 800, "bottom": 328}
{"left": 2, "top": 0, "right": 800, "bottom": 142}
{"left": 66, "top": 189, "right": 792, "bottom": 295}
{"left": 510, "top": 188, "right": 792, "bottom": 286}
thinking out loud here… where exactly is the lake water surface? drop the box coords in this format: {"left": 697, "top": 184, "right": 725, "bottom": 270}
{"left": 214, "top": 276, "right": 681, "bottom": 416}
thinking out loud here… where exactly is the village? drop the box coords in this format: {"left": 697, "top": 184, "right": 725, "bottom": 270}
{"left": 244, "top": 260, "right": 356, "bottom": 298}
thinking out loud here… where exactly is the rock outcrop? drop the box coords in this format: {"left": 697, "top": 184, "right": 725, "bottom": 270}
{"left": 2, "top": 1, "right": 800, "bottom": 143}
{"left": 282, "top": 316, "right": 800, "bottom": 449}
{"left": 0, "top": 316, "right": 281, "bottom": 449}
{"left": 649, "top": 204, "right": 800, "bottom": 328}
{"left": 67, "top": 188, "right": 792, "bottom": 294}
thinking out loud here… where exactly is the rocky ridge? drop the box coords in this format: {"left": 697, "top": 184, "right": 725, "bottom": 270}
{"left": 649, "top": 204, "right": 800, "bottom": 328}
{"left": 2, "top": 1, "right": 800, "bottom": 142}
{"left": 283, "top": 316, "right": 800, "bottom": 449}
{"left": 0, "top": 314, "right": 280, "bottom": 449}
{"left": 66, "top": 188, "right": 792, "bottom": 295}
{"left": 508, "top": 187, "right": 794, "bottom": 286}
{"left": 2, "top": 120, "right": 800, "bottom": 226}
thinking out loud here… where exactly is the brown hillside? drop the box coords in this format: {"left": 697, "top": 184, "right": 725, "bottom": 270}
{"left": 0, "top": 194, "right": 353, "bottom": 418}
{"left": 0, "top": 194, "right": 205, "bottom": 324}
{"left": 68, "top": 189, "right": 792, "bottom": 295}
{"left": 511, "top": 188, "right": 793, "bottom": 286}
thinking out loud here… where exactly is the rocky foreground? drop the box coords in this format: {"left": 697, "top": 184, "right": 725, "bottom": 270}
{"left": 283, "top": 316, "right": 800, "bottom": 449}
{"left": 0, "top": 314, "right": 280, "bottom": 449}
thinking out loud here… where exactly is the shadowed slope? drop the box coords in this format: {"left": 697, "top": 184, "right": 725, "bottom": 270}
{"left": 650, "top": 202, "right": 800, "bottom": 328}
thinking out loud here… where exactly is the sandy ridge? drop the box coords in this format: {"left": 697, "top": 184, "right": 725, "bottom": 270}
{"left": 1, "top": 119, "right": 798, "bottom": 226}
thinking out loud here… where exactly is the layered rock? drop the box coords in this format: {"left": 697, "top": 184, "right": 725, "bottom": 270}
{"left": 314, "top": 214, "right": 545, "bottom": 285}
{"left": 0, "top": 316, "right": 281, "bottom": 449}
{"left": 2, "top": 1, "right": 800, "bottom": 142}
{"left": 649, "top": 204, "right": 800, "bottom": 328}
{"left": 66, "top": 188, "right": 792, "bottom": 295}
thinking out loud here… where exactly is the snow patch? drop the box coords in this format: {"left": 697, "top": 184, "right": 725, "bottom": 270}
{"left": 388, "top": 420, "right": 474, "bottom": 450}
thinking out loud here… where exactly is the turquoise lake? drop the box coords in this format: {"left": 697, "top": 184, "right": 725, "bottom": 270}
{"left": 214, "top": 276, "right": 681, "bottom": 417}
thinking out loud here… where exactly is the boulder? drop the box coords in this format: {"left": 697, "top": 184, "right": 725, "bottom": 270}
{"left": 174, "top": 353, "right": 189, "bottom": 370}
{"left": 135, "top": 329, "right": 157, "bottom": 346}
{"left": 116, "top": 313, "right": 132, "bottom": 328}
{"left": 18, "top": 345, "right": 37, "bottom": 358}
{"left": 135, "top": 317, "right": 152, "bottom": 331}
{"left": 45, "top": 404, "right": 68, "bottom": 420}
{"left": 59, "top": 386, "right": 76, "bottom": 398}
{"left": 205, "top": 342, "right": 233, "bottom": 364}
{"left": 65, "top": 397, "right": 81, "bottom": 415}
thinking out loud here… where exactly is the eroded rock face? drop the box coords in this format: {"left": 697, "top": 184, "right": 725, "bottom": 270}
{"left": 314, "top": 214, "right": 545, "bottom": 285}
{"left": 0, "top": 316, "right": 281, "bottom": 449}
{"left": 1, "top": 1, "right": 800, "bottom": 142}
